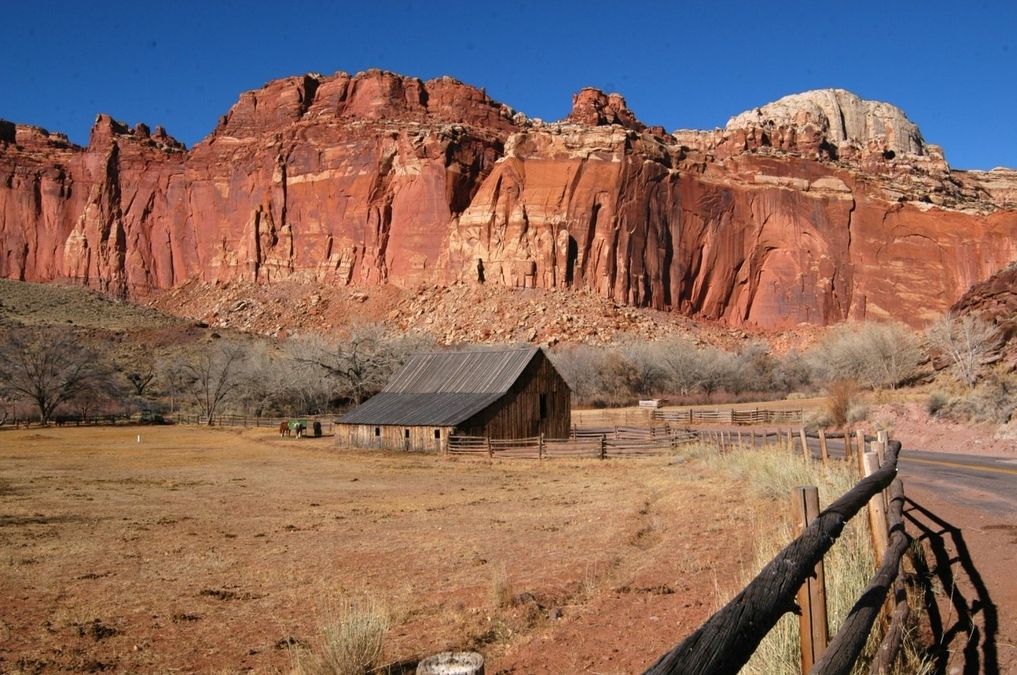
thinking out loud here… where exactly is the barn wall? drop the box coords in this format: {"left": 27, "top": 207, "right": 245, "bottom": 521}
{"left": 459, "top": 351, "right": 571, "bottom": 439}
{"left": 336, "top": 424, "right": 450, "bottom": 452}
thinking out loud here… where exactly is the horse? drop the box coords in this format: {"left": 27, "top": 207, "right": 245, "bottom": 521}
{"left": 279, "top": 420, "right": 290, "bottom": 437}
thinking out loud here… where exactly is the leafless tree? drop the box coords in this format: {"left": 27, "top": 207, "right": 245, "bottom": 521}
{"left": 0, "top": 327, "right": 116, "bottom": 425}
{"left": 620, "top": 342, "right": 668, "bottom": 396}
{"left": 177, "top": 341, "right": 250, "bottom": 425}
{"left": 696, "top": 348, "right": 736, "bottom": 400}
{"left": 926, "top": 313, "right": 1000, "bottom": 388}
{"left": 657, "top": 339, "right": 704, "bottom": 397}
{"left": 549, "top": 345, "right": 601, "bottom": 405}
{"left": 125, "top": 368, "right": 156, "bottom": 397}
{"left": 295, "top": 324, "right": 417, "bottom": 407}
{"left": 811, "top": 321, "right": 922, "bottom": 390}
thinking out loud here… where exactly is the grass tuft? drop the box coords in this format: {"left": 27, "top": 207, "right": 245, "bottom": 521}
{"left": 293, "top": 596, "right": 388, "bottom": 675}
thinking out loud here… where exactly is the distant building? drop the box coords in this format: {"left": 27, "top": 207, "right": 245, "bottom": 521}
{"left": 336, "top": 347, "right": 570, "bottom": 452}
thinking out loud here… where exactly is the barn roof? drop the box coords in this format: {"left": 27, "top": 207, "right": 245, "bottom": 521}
{"left": 337, "top": 348, "right": 543, "bottom": 426}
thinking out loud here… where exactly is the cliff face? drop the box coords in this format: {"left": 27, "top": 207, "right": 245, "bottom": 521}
{"left": 2, "top": 73, "right": 1016, "bottom": 329}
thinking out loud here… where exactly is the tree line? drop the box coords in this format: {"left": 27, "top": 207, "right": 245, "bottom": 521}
{"left": 0, "top": 324, "right": 429, "bottom": 426}
{"left": 0, "top": 312, "right": 1004, "bottom": 427}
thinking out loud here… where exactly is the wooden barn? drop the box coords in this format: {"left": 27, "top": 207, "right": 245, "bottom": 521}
{"left": 336, "top": 347, "right": 570, "bottom": 452}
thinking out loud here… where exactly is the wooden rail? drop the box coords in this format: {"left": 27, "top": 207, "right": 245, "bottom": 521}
{"left": 643, "top": 440, "right": 904, "bottom": 675}
{"left": 652, "top": 407, "right": 805, "bottom": 425}
{"left": 447, "top": 428, "right": 699, "bottom": 459}
{"left": 171, "top": 414, "right": 334, "bottom": 432}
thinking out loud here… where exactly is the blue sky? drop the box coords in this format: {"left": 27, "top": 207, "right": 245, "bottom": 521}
{"left": 2, "top": 0, "right": 1014, "bottom": 170}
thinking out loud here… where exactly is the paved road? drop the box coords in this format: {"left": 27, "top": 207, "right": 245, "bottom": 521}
{"left": 798, "top": 434, "right": 1017, "bottom": 518}
{"left": 897, "top": 448, "right": 1017, "bottom": 518}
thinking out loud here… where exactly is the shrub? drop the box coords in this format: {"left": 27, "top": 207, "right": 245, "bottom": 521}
{"left": 926, "top": 391, "right": 949, "bottom": 417}
{"left": 938, "top": 366, "right": 1017, "bottom": 424}
{"left": 826, "top": 379, "right": 860, "bottom": 429}
{"left": 809, "top": 322, "right": 923, "bottom": 390}
{"left": 294, "top": 597, "right": 388, "bottom": 675}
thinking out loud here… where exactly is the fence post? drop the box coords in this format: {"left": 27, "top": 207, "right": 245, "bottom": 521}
{"left": 799, "top": 428, "right": 810, "bottom": 462}
{"left": 863, "top": 451, "right": 890, "bottom": 565}
{"left": 818, "top": 429, "right": 829, "bottom": 467}
{"left": 792, "top": 485, "right": 829, "bottom": 673}
{"left": 487, "top": 436, "right": 493, "bottom": 459}
{"left": 600, "top": 434, "right": 606, "bottom": 460}
{"left": 855, "top": 429, "right": 867, "bottom": 476}
{"left": 539, "top": 433, "right": 545, "bottom": 460}
{"left": 873, "top": 439, "right": 887, "bottom": 466}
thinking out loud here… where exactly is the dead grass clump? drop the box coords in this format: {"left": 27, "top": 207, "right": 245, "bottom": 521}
{"left": 825, "top": 379, "right": 868, "bottom": 428}
{"left": 490, "top": 564, "right": 513, "bottom": 609}
{"left": 703, "top": 444, "right": 817, "bottom": 502}
{"left": 293, "top": 597, "right": 388, "bottom": 675}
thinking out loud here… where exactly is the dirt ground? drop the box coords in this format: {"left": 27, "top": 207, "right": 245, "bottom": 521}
{"left": 0, "top": 425, "right": 764, "bottom": 674}
{"left": 3, "top": 414, "right": 1015, "bottom": 674}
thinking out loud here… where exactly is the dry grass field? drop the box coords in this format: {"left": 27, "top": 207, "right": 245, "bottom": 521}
{"left": 0, "top": 424, "right": 769, "bottom": 674}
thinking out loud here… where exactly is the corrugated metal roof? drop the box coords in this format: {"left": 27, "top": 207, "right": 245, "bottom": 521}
{"left": 337, "top": 348, "right": 540, "bottom": 426}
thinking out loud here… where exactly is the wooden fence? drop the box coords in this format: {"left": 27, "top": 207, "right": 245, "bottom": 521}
{"left": 652, "top": 407, "right": 805, "bottom": 425}
{"left": 572, "top": 405, "right": 807, "bottom": 427}
{"left": 643, "top": 439, "right": 911, "bottom": 674}
{"left": 172, "top": 414, "right": 335, "bottom": 434}
{"left": 446, "top": 426, "right": 699, "bottom": 459}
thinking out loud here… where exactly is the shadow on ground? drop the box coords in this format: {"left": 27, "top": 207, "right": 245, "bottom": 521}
{"left": 905, "top": 498, "right": 1000, "bottom": 675}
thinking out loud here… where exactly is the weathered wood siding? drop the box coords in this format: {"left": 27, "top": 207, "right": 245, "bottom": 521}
{"left": 336, "top": 423, "right": 451, "bottom": 452}
{"left": 336, "top": 350, "right": 571, "bottom": 451}
{"left": 456, "top": 351, "right": 571, "bottom": 439}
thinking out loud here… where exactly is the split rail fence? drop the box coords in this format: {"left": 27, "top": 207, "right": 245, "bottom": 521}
{"left": 172, "top": 414, "right": 335, "bottom": 433}
{"left": 446, "top": 425, "right": 699, "bottom": 458}
{"left": 652, "top": 407, "right": 805, "bottom": 425}
{"left": 644, "top": 436, "right": 912, "bottom": 675}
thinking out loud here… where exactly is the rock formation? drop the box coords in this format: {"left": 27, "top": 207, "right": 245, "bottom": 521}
{"left": 1, "top": 72, "right": 1016, "bottom": 330}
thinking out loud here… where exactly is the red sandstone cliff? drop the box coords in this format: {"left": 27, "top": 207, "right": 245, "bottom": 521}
{"left": 2, "top": 72, "right": 1015, "bottom": 329}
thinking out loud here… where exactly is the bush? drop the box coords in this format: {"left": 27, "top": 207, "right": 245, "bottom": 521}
{"left": 294, "top": 597, "right": 388, "bottom": 675}
{"left": 809, "top": 322, "right": 923, "bottom": 390}
{"left": 937, "top": 367, "right": 1017, "bottom": 424}
{"left": 926, "top": 391, "right": 949, "bottom": 417}
{"left": 826, "top": 379, "right": 860, "bottom": 429}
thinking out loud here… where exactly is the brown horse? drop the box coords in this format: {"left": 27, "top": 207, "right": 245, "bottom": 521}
{"left": 279, "top": 420, "right": 290, "bottom": 437}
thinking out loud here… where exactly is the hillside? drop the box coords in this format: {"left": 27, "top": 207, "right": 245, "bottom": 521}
{"left": 0, "top": 278, "right": 214, "bottom": 364}
{"left": 2, "top": 71, "right": 1016, "bottom": 334}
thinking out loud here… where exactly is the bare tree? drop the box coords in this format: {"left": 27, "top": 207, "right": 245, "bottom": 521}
{"left": 0, "top": 327, "right": 116, "bottom": 425}
{"left": 177, "top": 341, "right": 250, "bottom": 425}
{"left": 811, "top": 321, "right": 922, "bottom": 390}
{"left": 926, "top": 313, "right": 1000, "bottom": 388}
{"left": 657, "top": 339, "right": 704, "bottom": 397}
{"left": 696, "top": 348, "right": 736, "bottom": 400}
{"left": 295, "top": 325, "right": 415, "bottom": 407}
{"left": 549, "top": 345, "right": 600, "bottom": 405}
{"left": 621, "top": 342, "right": 668, "bottom": 397}
{"left": 125, "top": 368, "right": 156, "bottom": 397}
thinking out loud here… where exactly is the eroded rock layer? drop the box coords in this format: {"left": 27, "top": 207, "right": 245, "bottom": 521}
{"left": 2, "top": 72, "right": 1015, "bottom": 329}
